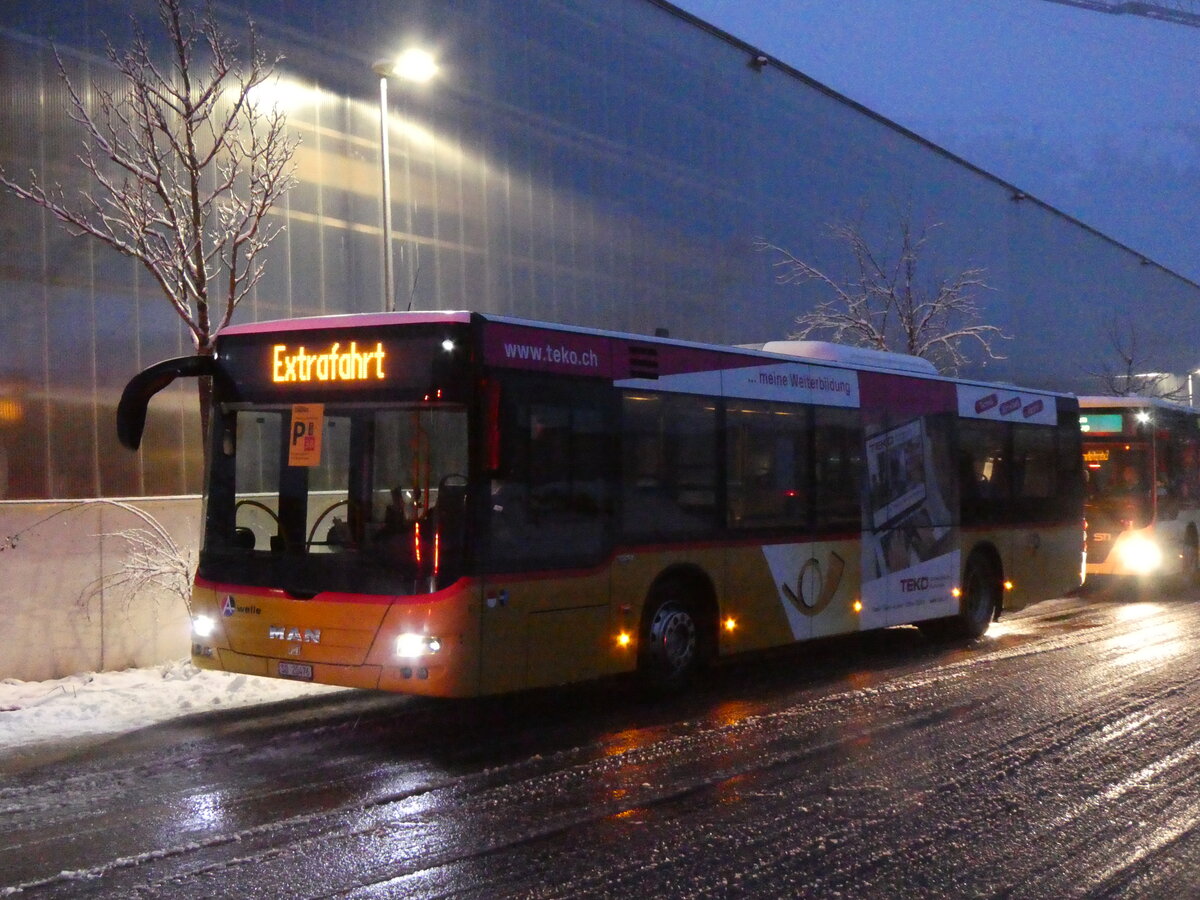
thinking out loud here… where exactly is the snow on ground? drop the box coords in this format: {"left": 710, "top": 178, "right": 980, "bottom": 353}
{"left": 0, "top": 660, "right": 344, "bottom": 758}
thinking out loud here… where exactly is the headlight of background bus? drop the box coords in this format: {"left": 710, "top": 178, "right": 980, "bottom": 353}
{"left": 395, "top": 633, "right": 442, "bottom": 658}
{"left": 1115, "top": 535, "right": 1164, "bottom": 575}
{"left": 192, "top": 614, "right": 216, "bottom": 638}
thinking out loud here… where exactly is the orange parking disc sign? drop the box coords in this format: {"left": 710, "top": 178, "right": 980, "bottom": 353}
{"left": 288, "top": 404, "right": 324, "bottom": 467}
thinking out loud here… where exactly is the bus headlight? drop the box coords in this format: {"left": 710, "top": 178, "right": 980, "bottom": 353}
{"left": 395, "top": 633, "right": 442, "bottom": 658}
{"left": 192, "top": 614, "right": 216, "bottom": 638}
{"left": 1115, "top": 535, "right": 1163, "bottom": 575}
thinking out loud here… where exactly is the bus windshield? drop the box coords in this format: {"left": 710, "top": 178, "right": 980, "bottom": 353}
{"left": 1083, "top": 441, "right": 1153, "bottom": 529}
{"left": 201, "top": 402, "right": 469, "bottom": 595}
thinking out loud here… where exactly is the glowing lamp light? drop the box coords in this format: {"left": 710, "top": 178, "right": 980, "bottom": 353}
{"left": 192, "top": 615, "right": 216, "bottom": 638}
{"left": 1004, "top": 581, "right": 1014, "bottom": 591}
{"left": 0, "top": 398, "right": 24, "bottom": 424}
{"left": 374, "top": 48, "right": 439, "bottom": 84}
{"left": 853, "top": 599, "right": 863, "bottom": 613}
{"left": 1115, "top": 535, "right": 1164, "bottom": 575}
{"left": 951, "top": 587, "right": 962, "bottom": 598}
{"left": 441, "top": 339, "right": 456, "bottom": 352}
{"left": 723, "top": 617, "right": 738, "bottom": 633}
{"left": 395, "top": 633, "right": 442, "bottom": 658}
{"left": 616, "top": 631, "right": 632, "bottom": 648}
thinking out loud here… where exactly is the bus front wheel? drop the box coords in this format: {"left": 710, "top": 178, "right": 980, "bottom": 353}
{"left": 638, "top": 586, "right": 703, "bottom": 693}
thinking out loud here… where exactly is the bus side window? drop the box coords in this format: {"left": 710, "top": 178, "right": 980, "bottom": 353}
{"left": 813, "top": 406, "right": 863, "bottom": 535}
{"left": 958, "top": 419, "right": 1008, "bottom": 525}
{"left": 726, "top": 400, "right": 808, "bottom": 530}
{"left": 621, "top": 392, "right": 719, "bottom": 540}
{"left": 1011, "top": 425, "right": 1055, "bottom": 498}
{"left": 488, "top": 379, "right": 614, "bottom": 570}
{"left": 1182, "top": 443, "right": 1200, "bottom": 500}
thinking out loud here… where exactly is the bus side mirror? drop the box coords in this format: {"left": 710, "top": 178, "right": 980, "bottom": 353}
{"left": 117, "top": 355, "right": 216, "bottom": 450}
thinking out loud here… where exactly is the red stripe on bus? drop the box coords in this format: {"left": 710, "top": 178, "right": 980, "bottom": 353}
{"left": 193, "top": 574, "right": 478, "bottom": 605}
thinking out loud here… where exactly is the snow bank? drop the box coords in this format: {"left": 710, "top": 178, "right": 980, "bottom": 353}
{"left": 0, "top": 659, "right": 344, "bottom": 755}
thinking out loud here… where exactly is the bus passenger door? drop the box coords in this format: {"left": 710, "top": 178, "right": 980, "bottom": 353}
{"left": 478, "top": 377, "right": 617, "bottom": 692}
{"left": 724, "top": 399, "right": 814, "bottom": 646}
{"left": 1006, "top": 422, "right": 1085, "bottom": 604}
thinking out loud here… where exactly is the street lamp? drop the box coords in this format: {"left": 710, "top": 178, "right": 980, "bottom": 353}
{"left": 1188, "top": 369, "right": 1200, "bottom": 407}
{"left": 372, "top": 49, "right": 438, "bottom": 312}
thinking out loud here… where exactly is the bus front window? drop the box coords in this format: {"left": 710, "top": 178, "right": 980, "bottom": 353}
{"left": 1083, "top": 443, "right": 1153, "bottom": 529}
{"left": 204, "top": 404, "right": 469, "bottom": 594}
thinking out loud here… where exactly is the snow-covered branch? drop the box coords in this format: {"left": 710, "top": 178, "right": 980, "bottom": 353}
{"left": 756, "top": 215, "right": 1008, "bottom": 375}
{"left": 0, "top": 0, "right": 297, "bottom": 362}
{"left": 1090, "top": 314, "right": 1189, "bottom": 400}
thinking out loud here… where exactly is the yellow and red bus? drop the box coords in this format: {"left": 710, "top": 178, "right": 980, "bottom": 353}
{"left": 118, "top": 312, "right": 1084, "bottom": 696}
{"left": 1080, "top": 396, "right": 1200, "bottom": 581}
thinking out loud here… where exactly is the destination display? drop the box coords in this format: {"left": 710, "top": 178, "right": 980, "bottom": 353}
{"left": 215, "top": 323, "right": 470, "bottom": 402}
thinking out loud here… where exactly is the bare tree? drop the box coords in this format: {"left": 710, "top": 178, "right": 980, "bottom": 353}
{"left": 756, "top": 216, "right": 1007, "bottom": 374}
{"left": 0, "top": 0, "right": 297, "bottom": 443}
{"left": 79, "top": 501, "right": 195, "bottom": 618}
{"left": 1091, "top": 314, "right": 1188, "bottom": 400}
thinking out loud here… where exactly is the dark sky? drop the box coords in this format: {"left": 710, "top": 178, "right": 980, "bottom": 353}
{"left": 672, "top": 0, "right": 1200, "bottom": 283}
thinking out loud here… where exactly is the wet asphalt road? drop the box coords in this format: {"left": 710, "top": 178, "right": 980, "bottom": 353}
{"left": 4, "top": 581, "right": 1200, "bottom": 898}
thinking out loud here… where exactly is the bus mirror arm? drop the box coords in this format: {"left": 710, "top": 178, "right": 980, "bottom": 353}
{"left": 117, "top": 355, "right": 216, "bottom": 450}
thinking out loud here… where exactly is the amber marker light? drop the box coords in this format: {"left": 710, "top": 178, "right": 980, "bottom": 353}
{"left": 1004, "top": 580, "right": 1014, "bottom": 591}
{"left": 616, "top": 632, "right": 632, "bottom": 648}
{"left": 853, "top": 599, "right": 863, "bottom": 613}
{"left": 723, "top": 617, "right": 738, "bottom": 633}
{"left": 952, "top": 587, "right": 962, "bottom": 598}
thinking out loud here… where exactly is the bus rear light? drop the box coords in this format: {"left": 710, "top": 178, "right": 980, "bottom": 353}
{"left": 483, "top": 377, "right": 502, "bottom": 471}
{"left": 192, "top": 615, "right": 216, "bottom": 638}
{"left": 396, "top": 633, "right": 442, "bottom": 658}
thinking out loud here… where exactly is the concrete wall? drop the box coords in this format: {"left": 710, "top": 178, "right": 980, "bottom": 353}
{"left": 0, "top": 498, "right": 198, "bottom": 681}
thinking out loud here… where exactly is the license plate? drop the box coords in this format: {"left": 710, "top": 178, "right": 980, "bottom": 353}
{"left": 278, "top": 661, "right": 313, "bottom": 681}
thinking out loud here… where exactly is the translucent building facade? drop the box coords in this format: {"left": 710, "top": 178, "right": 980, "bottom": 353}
{"left": 2, "top": 0, "right": 1197, "bottom": 501}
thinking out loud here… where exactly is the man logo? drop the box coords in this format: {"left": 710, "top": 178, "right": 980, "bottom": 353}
{"left": 268, "top": 625, "right": 321, "bottom": 644}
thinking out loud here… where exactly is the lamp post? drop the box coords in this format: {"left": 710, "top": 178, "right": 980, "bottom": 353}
{"left": 372, "top": 49, "right": 438, "bottom": 312}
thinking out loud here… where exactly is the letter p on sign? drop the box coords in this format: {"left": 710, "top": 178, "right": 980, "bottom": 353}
{"left": 288, "top": 404, "right": 325, "bottom": 467}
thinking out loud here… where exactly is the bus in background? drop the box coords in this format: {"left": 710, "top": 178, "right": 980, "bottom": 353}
{"left": 1079, "top": 396, "right": 1200, "bottom": 582}
{"left": 118, "top": 312, "right": 1084, "bottom": 697}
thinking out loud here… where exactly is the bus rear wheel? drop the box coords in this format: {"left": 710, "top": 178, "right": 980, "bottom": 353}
{"left": 639, "top": 588, "right": 703, "bottom": 693}
{"left": 1181, "top": 530, "right": 1199, "bottom": 585}
{"left": 921, "top": 554, "right": 998, "bottom": 641}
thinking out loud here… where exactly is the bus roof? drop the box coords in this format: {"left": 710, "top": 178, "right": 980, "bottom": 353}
{"left": 1078, "top": 395, "right": 1197, "bottom": 413}
{"left": 220, "top": 310, "right": 473, "bottom": 336}
{"left": 217, "top": 309, "right": 1069, "bottom": 398}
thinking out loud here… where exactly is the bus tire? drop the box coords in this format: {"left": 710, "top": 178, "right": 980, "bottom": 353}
{"left": 638, "top": 583, "right": 704, "bottom": 694}
{"left": 922, "top": 553, "right": 998, "bottom": 641}
{"left": 1181, "top": 528, "right": 1199, "bottom": 586}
